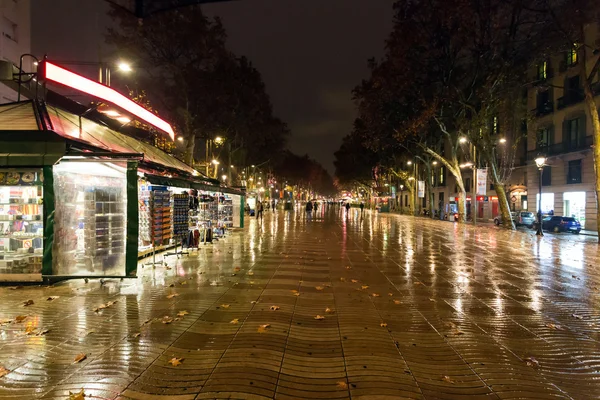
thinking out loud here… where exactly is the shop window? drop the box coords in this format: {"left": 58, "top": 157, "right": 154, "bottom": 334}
{"left": 567, "top": 159, "right": 582, "bottom": 184}
{"left": 542, "top": 166, "right": 551, "bottom": 186}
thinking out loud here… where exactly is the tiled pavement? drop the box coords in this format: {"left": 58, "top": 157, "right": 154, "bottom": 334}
{"left": 1, "top": 207, "right": 600, "bottom": 399}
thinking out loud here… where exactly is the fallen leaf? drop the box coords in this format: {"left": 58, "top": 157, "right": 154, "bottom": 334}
{"left": 336, "top": 381, "right": 348, "bottom": 389}
{"left": 524, "top": 357, "right": 539, "bottom": 368}
{"left": 325, "top": 307, "right": 334, "bottom": 313}
{"left": 346, "top": 266, "right": 352, "bottom": 269}
{"left": 14, "top": 315, "right": 27, "bottom": 323}
{"left": 176, "top": 310, "right": 189, "bottom": 317}
{"left": 220, "top": 304, "right": 230, "bottom": 309}
{"left": 314, "top": 315, "right": 325, "bottom": 320}
{"left": 25, "top": 325, "right": 36, "bottom": 335}
{"left": 545, "top": 323, "right": 563, "bottom": 330}
{"left": 572, "top": 314, "right": 584, "bottom": 320}
{"left": 442, "top": 375, "right": 455, "bottom": 384}
{"left": 429, "top": 298, "right": 436, "bottom": 302}
{"left": 393, "top": 300, "right": 401, "bottom": 305}
{"left": 248, "top": 272, "right": 254, "bottom": 276}
{"left": 361, "top": 285, "right": 369, "bottom": 290}
{"left": 230, "top": 318, "right": 239, "bottom": 324}
{"left": 0, "top": 319, "right": 11, "bottom": 325}
{"left": 388, "top": 293, "right": 393, "bottom": 296}
{"left": 23, "top": 300, "right": 34, "bottom": 307}
{"left": 270, "top": 306, "right": 280, "bottom": 311}
{"left": 162, "top": 316, "right": 173, "bottom": 324}
{"left": 351, "top": 279, "right": 358, "bottom": 283}
{"left": 166, "top": 293, "right": 179, "bottom": 299}
{"left": 73, "top": 353, "right": 87, "bottom": 363}
{"left": 250, "top": 301, "right": 257, "bottom": 304}
{"left": 37, "top": 329, "right": 50, "bottom": 336}
{"left": 68, "top": 389, "right": 85, "bottom": 400}
{"left": 0, "top": 366, "right": 9, "bottom": 378}
{"left": 132, "top": 332, "right": 141, "bottom": 338}
{"left": 372, "top": 293, "right": 380, "bottom": 297}
{"left": 257, "top": 323, "right": 271, "bottom": 333}
{"left": 168, "top": 283, "right": 175, "bottom": 287}
{"left": 180, "top": 281, "right": 187, "bottom": 285}
{"left": 414, "top": 282, "right": 422, "bottom": 285}
{"left": 340, "top": 277, "right": 346, "bottom": 282}
{"left": 452, "top": 330, "right": 465, "bottom": 336}
{"left": 315, "top": 286, "right": 324, "bottom": 291}
{"left": 234, "top": 267, "right": 241, "bottom": 272}
{"left": 380, "top": 322, "right": 388, "bottom": 327}
{"left": 168, "top": 357, "right": 183, "bottom": 367}
{"left": 165, "top": 266, "right": 172, "bottom": 270}
{"left": 46, "top": 296, "right": 59, "bottom": 301}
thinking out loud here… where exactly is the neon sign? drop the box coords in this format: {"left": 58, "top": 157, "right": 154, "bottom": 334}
{"left": 43, "top": 61, "right": 175, "bottom": 141}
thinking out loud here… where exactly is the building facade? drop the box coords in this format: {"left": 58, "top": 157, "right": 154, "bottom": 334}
{"left": 0, "top": 0, "right": 30, "bottom": 103}
{"left": 526, "top": 23, "right": 600, "bottom": 232}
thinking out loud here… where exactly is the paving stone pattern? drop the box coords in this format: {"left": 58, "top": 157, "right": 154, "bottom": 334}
{"left": 1, "top": 207, "right": 600, "bottom": 399}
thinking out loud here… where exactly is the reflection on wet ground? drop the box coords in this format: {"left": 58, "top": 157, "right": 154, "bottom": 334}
{"left": 1, "top": 206, "right": 600, "bottom": 399}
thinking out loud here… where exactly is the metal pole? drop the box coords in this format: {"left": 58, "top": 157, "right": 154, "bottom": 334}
{"left": 414, "top": 162, "right": 418, "bottom": 216}
{"left": 473, "top": 146, "right": 477, "bottom": 226}
{"left": 205, "top": 139, "right": 209, "bottom": 176}
{"left": 536, "top": 167, "right": 544, "bottom": 236}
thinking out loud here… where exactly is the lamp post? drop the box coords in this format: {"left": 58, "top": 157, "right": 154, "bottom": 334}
{"left": 407, "top": 160, "right": 418, "bottom": 216}
{"left": 535, "top": 156, "right": 546, "bottom": 236}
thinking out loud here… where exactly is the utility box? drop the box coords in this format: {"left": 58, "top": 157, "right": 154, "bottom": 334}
{"left": 0, "top": 61, "right": 14, "bottom": 81}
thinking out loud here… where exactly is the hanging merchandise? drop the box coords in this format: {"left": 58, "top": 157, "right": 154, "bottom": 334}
{"left": 418, "top": 181, "right": 425, "bottom": 198}
{"left": 149, "top": 187, "right": 172, "bottom": 246}
{"left": 172, "top": 193, "right": 188, "bottom": 236}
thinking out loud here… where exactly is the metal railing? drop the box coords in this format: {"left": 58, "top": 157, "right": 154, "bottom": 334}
{"left": 527, "top": 135, "right": 593, "bottom": 160}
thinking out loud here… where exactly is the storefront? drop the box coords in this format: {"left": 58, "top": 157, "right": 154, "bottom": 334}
{"left": 0, "top": 100, "right": 243, "bottom": 282}
{"left": 536, "top": 193, "right": 555, "bottom": 215}
{"left": 563, "top": 191, "right": 586, "bottom": 228}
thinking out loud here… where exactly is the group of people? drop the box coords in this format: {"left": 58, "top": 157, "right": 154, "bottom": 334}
{"left": 304, "top": 200, "right": 320, "bottom": 220}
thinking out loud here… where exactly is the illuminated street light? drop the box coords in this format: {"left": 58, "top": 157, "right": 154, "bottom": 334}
{"left": 177, "top": 137, "right": 184, "bottom": 142}
{"left": 432, "top": 161, "right": 438, "bottom": 165}
{"left": 214, "top": 136, "right": 224, "bottom": 145}
{"left": 459, "top": 137, "right": 468, "bottom": 144}
{"left": 212, "top": 159, "right": 220, "bottom": 165}
{"left": 407, "top": 161, "right": 412, "bottom": 165}
{"left": 221, "top": 174, "right": 227, "bottom": 181}
{"left": 117, "top": 62, "right": 132, "bottom": 72}
{"left": 499, "top": 138, "right": 507, "bottom": 144}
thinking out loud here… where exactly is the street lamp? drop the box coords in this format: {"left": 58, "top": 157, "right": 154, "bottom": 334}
{"left": 212, "top": 159, "right": 220, "bottom": 165}
{"left": 499, "top": 138, "right": 507, "bottom": 144}
{"left": 177, "top": 136, "right": 184, "bottom": 142}
{"left": 535, "top": 156, "right": 546, "bottom": 236}
{"left": 459, "top": 137, "right": 468, "bottom": 144}
{"left": 117, "top": 62, "right": 132, "bottom": 72}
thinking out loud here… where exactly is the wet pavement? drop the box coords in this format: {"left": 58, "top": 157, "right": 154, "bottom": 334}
{"left": 1, "top": 206, "right": 600, "bottom": 399}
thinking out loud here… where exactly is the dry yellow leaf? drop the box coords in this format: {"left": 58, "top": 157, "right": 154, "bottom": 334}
{"left": 248, "top": 272, "right": 254, "bottom": 276}
{"left": 340, "top": 277, "right": 346, "bottom": 282}
{"left": 169, "top": 283, "right": 175, "bottom": 287}
{"left": 372, "top": 293, "right": 380, "bottom": 297}
{"left": 168, "top": 357, "right": 183, "bottom": 366}
{"left": 166, "top": 293, "right": 179, "bottom": 299}
{"left": 68, "top": 389, "right": 85, "bottom": 400}
{"left": 325, "top": 307, "right": 334, "bottom": 313}
{"left": 220, "top": 304, "right": 230, "bottom": 309}
{"left": 336, "top": 381, "right": 348, "bottom": 389}
{"left": 315, "top": 286, "right": 324, "bottom": 291}
{"left": 346, "top": 266, "right": 352, "bottom": 269}
{"left": 0, "top": 366, "right": 9, "bottom": 378}
{"left": 388, "top": 293, "right": 393, "bottom": 297}
{"left": 24, "top": 325, "right": 36, "bottom": 335}
{"left": 23, "top": 300, "right": 34, "bottom": 307}
{"left": 351, "top": 279, "right": 358, "bottom": 283}
{"left": 37, "top": 329, "right": 50, "bottom": 336}
{"left": 162, "top": 316, "right": 173, "bottom": 324}
{"left": 393, "top": 300, "right": 401, "bottom": 305}
{"left": 257, "top": 323, "right": 271, "bottom": 333}
{"left": 270, "top": 306, "right": 280, "bottom": 311}
{"left": 132, "top": 332, "right": 141, "bottom": 338}
{"left": 414, "top": 282, "right": 422, "bottom": 285}
{"left": 230, "top": 318, "right": 239, "bottom": 324}
{"left": 442, "top": 375, "right": 455, "bottom": 384}
{"left": 380, "top": 322, "right": 388, "bottom": 327}
{"left": 361, "top": 285, "right": 369, "bottom": 290}
{"left": 73, "top": 353, "right": 87, "bottom": 363}
{"left": 180, "top": 281, "right": 187, "bottom": 285}
{"left": 47, "top": 296, "right": 59, "bottom": 301}
{"left": 314, "top": 315, "right": 325, "bottom": 320}
{"left": 234, "top": 267, "right": 241, "bottom": 271}
{"left": 177, "top": 310, "right": 189, "bottom": 317}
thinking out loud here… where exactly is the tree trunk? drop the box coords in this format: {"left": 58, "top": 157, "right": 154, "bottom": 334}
{"left": 494, "top": 183, "right": 514, "bottom": 230}
{"left": 582, "top": 65, "right": 600, "bottom": 241}
{"left": 184, "top": 134, "right": 195, "bottom": 167}
{"left": 408, "top": 187, "right": 415, "bottom": 215}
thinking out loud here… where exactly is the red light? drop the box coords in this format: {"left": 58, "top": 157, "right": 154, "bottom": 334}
{"left": 44, "top": 62, "right": 175, "bottom": 141}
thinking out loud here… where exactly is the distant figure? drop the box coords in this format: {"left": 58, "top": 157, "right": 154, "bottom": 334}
{"left": 272, "top": 199, "right": 276, "bottom": 210}
{"left": 306, "top": 201, "right": 313, "bottom": 220}
{"left": 314, "top": 202, "right": 319, "bottom": 212}
{"left": 360, "top": 202, "right": 365, "bottom": 214}
{"left": 256, "top": 201, "right": 264, "bottom": 220}
{"left": 345, "top": 202, "right": 351, "bottom": 214}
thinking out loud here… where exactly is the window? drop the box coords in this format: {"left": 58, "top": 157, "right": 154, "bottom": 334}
{"left": 491, "top": 116, "right": 499, "bottom": 135}
{"left": 537, "top": 61, "right": 547, "bottom": 80}
{"left": 439, "top": 166, "right": 445, "bottom": 186}
{"left": 542, "top": 166, "right": 551, "bottom": 186}
{"left": 536, "top": 90, "right": 552, "bottom": 115}
{"left": 2, "top": 17, "right": 17, "bottom": 43}
{"left": 566, "top": 46, "right": 578, "bottom": 66}
{"left": 565, "top": 118, "right": 583, "bottom": 149}
{"left": 537, "top": 127, "right": 553, "bottom": 149}
{"left": 567, "top": 160, "right": 582, "bottom": 184}
{"left": 490, "top": 183, "right": 495, "bottom": 190}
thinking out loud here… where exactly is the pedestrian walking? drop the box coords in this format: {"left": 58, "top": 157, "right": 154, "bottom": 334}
{"left": 345, "top": 202, "right": 350, "bottom": 215}
{"left": 272, "top": 199, "right": 276, "bottom": 210}
{"left": 306, "top": 201, "right": 313, "bottom": 220}
{"left": 256, "top": 201, "right": 264, "bottom": 220}
{"left": 360, "top": 202, "right": 364, "bottom": 214}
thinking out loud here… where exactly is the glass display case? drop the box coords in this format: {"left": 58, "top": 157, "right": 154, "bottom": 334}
{"left": 0, "top": 170, "right": 44, "bottom": 279}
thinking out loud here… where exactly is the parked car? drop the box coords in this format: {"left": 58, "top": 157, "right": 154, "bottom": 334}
{"left": 541, "top": 216, "right": 581, "bottom": 233}
{"left": 494, "top": 211, "right": 535, "bottom": 228}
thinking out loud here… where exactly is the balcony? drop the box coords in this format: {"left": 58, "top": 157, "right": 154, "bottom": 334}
{"left": 526, "top": 135, "right": 593, "bottom": 160}
{"left": 557, "top": 90, "right": 584, "bottom": 110}
{"left": 533, "top": 101, "right": 553, "bottom": 117}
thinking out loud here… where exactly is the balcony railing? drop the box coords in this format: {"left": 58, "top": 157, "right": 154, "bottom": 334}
{"left": 557, "top": 90, "right": 584, "bottom": 110}
{"left": 527, "top": 135, "right": 593, "bottom": 160}
{"left": 533, "top": 101, "right": 553, "bottom": 117}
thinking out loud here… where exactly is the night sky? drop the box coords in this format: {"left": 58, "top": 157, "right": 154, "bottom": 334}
{"left": 32, "top": 0, "right": 394, "bottom": 172}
